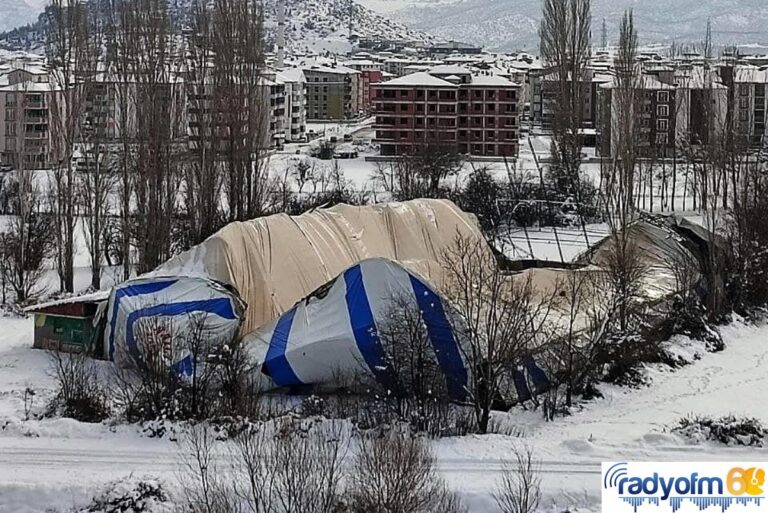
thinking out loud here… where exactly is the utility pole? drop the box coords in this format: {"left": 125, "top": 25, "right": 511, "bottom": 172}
{"left": 277, "top": 0, "right": 286, "bottom": 68}
{"left": 348, "top": 3, "right": 354, "bottom": 40}
{"left": 601, "top": 18, "right": 607, "bottom": 49}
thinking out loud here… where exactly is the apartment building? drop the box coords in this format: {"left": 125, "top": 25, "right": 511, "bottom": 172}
{"left": 597, "top": 75, "right": 677, "bottom": 158}
{"left": 0, "top": 68, "right": 60, "bottom": 170}
{"left": 373, "top": 67, "right": 520, "bottom": 158}
{"left": 732, "top": 67, "right": 768, "bottom": 147}
{"left": 596, "top": 67, "right": 729, "bottom": 157}
{"left": 277, "top": 68, "right": 307, "bottom": 143}
{"left": 303, "top": 64, "right": 359, "bottom": 121}
{"left": 531, "top": 68, "right": 611, "bottom": 130}
{"left": 261, "top": 72, "right": 286, "bottom": 149}
{"left": 342, "top": 60, "right": 384, "bottom": 114}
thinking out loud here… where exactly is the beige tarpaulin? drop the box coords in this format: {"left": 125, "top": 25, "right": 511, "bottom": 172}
{"left": 150, "top": 199, "right": 489, "bottom": 335}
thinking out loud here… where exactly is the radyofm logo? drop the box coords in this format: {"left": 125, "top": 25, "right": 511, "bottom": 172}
{"left": 602, "top": 462, "right": 766, "bottom": 512}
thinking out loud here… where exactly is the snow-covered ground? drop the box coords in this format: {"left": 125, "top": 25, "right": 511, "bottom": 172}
{"left": 0, "top": 130, "right": 760, "bottom": 512}
{"left": 1, "top": 309, "right": 765, "bottom": 512}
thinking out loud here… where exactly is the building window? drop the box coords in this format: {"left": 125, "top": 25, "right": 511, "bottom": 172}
{"left": 657, "top": 105, "right": 669, "bottom": 117}
{"left": 656, "top": 133, "right": 668, "bottom": 145}
{"left": 740, "top": 97, "right": 749, "bottom": 109}
{"left": 740, "top": 84, "right": 750, "bottom": 96}
{"left": 657, "top": 91, "right": 670, "bottom": 103}
{"left": 657, "top": 119, "right": 669, "bottom": 131}
{"left": 739, "top": 109, "right": 749, "bottom": 122}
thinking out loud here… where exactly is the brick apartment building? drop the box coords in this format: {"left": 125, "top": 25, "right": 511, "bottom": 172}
{"left": 373, "top": 67, "right": 521, "bottom": 158}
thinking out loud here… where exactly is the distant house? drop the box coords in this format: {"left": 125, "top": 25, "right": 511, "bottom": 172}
{"left": 429, "top": 41, "right": 483, "bottom": 56}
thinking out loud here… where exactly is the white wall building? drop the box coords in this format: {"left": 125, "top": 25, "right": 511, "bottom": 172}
{"left": 277, "top": 68, "right": 307, "bottom": 143}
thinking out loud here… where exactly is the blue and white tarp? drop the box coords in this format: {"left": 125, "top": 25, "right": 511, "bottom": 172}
{"left": 104, "top": 276, "right": 246, "bottom": 373}
{"left": 242, "top": 258, "right": 469, "bottom": 401}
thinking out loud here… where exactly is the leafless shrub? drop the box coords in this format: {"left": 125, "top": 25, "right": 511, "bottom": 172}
{"left": 373, "top": 293, "right": 458, "bottom": 434}
{"left": 347, "top": 428, "right": 466, "bottom": 513}
{"left": 374, "top": 143, "right": 463, "bottom": 201}
{"left": 48, "top": 348, "right": 110, "bottom": 422}
{"left": 112, "top": 313, "right": 257, "bottom": 423}
{"left": 23, "top": 386, "right": 36, "bottom": 421}
{"left": 493, "top": 444, "right": 541, "bottom": 513}
{"left": 179, "top": 419, "right": 347, "bottom": 513}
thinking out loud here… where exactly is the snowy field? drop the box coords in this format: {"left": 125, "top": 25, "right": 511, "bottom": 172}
{"left": 1, "top": 304, "right": 766, "bottom": 512}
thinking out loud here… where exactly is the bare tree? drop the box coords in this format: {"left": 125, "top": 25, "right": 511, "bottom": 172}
{"left": 183, "top": 0, "right": 224, "bottom": 245}
{"left": 106, "top": 0, "right": 137, "bottom": 281}
{"left": 601, "top": 11, "right": 648, "bottom": 332}
{"left": 210, "top": 0, "right": 270, "bottom": 222}
{"left": 725, "top": 153, "right": 768, "bottom": 310}
{"left": 441, "top": 233, "right": 555, "bottom": 434}
{"left": 679, "top": 41, "right": 729, "bottom": 317}
{"left": 77, "top": 3, "right": 116, "bottom": 290}
{"left": 0, "top": 174, "right": 52, "bottom": 303}
{"left": 540, "top": 0, "right": 590, "bottom": 196}
{"left": 46, "top": 0, "right": 94, "bottom": 292}
{"left": 122, "top": 0, "right": 185, "bottom": 273}
{"left": 493, "top": 444, "right": 541, "bottom": 513}
{"left": 372, "top": 293, "right": 458, "bottom": 435}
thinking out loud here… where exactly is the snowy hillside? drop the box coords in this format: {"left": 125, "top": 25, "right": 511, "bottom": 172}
{"left": 0, "top": 0, "right": 434, "bottom": 54}
{"left": 0, "top": 0, "right": 46, "bottom": 32}
{"left": 361, "top": 0, "right": 768, "bottom": 52}
{"left": 263, "top": 0, "right": 434, "bottom": 56}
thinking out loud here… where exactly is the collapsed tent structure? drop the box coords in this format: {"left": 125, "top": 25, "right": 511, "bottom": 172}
{"left": 104, "top": 277, "right": 246, "bottom": 371}
{"left": 242, "top": 258, "right": 469, "bottom": 400}
{"left": 38, "top": 197, "right": 715, "bottom": 405}
{"left": 149, "top": 199, "right": 489, "bottom": 336}
{"left": 102, "top": 199, "right": 488, "bottom": 379}
{"left": 578, "top": 217, "right": 705, "bottom": 301}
